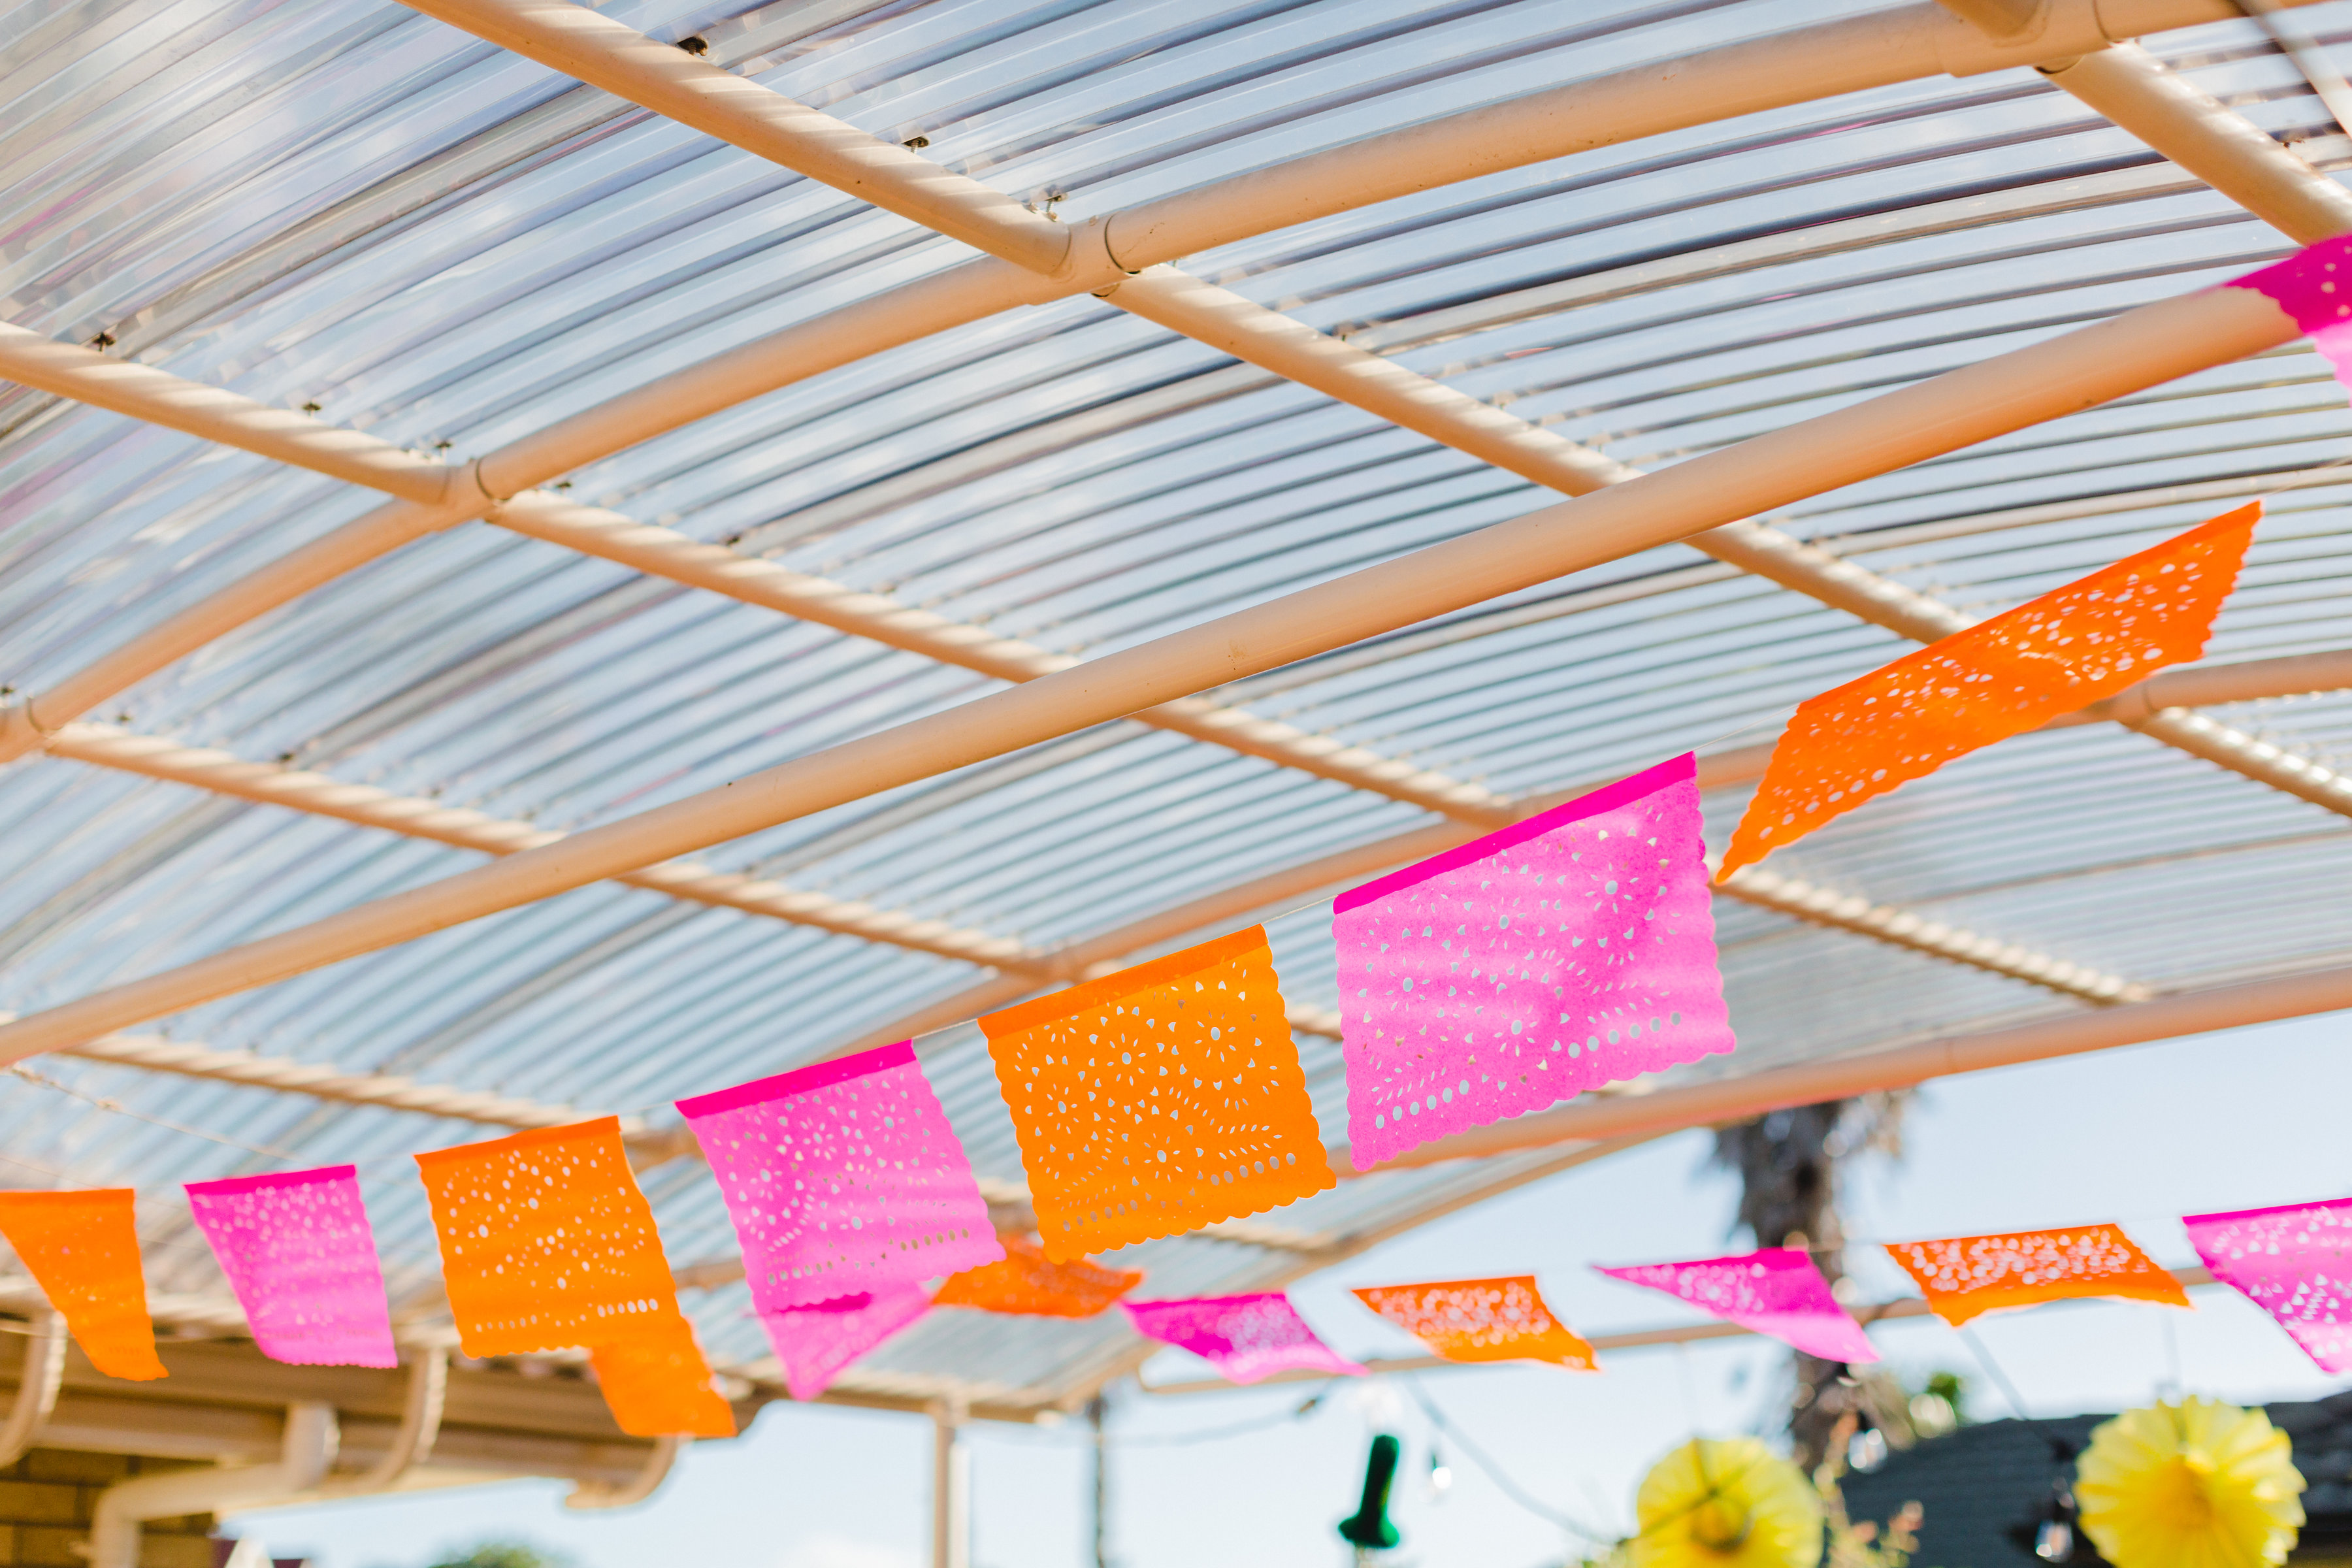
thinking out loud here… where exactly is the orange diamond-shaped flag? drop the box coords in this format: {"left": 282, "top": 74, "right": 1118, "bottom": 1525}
{"left": 1884, "top": 1224, "right": 2189, "bottom": 1326}
{"left": 934, "top": 1232, "right": 1143, "bottom": 1318}
{"left": 1353, "top": 1275, "right": 1596, "bottom": 1369}
{"left": 1722, "top": 503, "right": 2258, "bottom": 876}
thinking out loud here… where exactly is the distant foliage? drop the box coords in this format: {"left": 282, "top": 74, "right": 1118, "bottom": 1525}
{"left": 425, "top": 1543, "right": 570, "bottom": 1568}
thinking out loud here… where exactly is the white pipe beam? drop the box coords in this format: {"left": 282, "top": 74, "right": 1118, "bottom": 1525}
{"left": 0, "top": 279, "right": 2297, "bottom": 1059}
{"left": 1373, "top": 960, "right": 2352, "bottom": 1168}
{"left": 0, "top": 0, "right": 2301, "bottom": 772}
{"left": 2038, "top": 41, "right": 2352, "bottom": 245}
{"left": 87, "top": 1401, "right": 338, "bottom": 1568}
{"left": 1716, "top": 864, "right": 2151, "bottom": 1003}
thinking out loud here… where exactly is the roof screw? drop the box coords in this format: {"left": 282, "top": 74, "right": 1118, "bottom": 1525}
{"left": 676, "top": 35, "right": 708, "bottom": 56}
{"left": 91, "top": 332, "right": 114, "bottom": 350}
{"left": 300, "top": 400, "right": 322, "bottom": 414}
{"left": 904, "top": 135, "right": 930, "bottom": 150}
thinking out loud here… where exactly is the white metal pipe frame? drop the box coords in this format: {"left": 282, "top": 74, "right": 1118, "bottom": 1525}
{"left": 2, "top": 0, "right": 2352, "bottom": 1450}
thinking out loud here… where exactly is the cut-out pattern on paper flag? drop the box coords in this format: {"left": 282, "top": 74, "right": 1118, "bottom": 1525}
{"left": 415, "top": 1117, "right": 679, "bottom": 1357}
{"left": 1124, "top": 1293, "right": 1365, "bottom": 1385}
{"left": 760, "top": 1285, "right": 931, "bottom": 1403}
{"left": 185, "top": 1166, "right": 396, "bottom": 1368}
{"left": 932, "top": 1232, "right": 1143, "bottom": 1318}
{"left": 1600, "top": 1249, "right": 1878, "bottom": 1364}
{"left": 981, "top": 927, "right": 1335, "bottom": 1261}
{"left": 1352, "top": 1276, "right": 1596, "bottom": 1369}
{"left": 1334, "top": 753, "right": 1733, "bottom": 1169}
{"left": 676, "top": 1042, "right": 1001, "bottom": 1311}
{"left": 1721, "top": 503, "right": 2260, "bottom": 875}
{"left": 2184, "top": 1199, "right": 2352, "bottom": 1373}
{"left": 2228, "top": 235, "right": 2352, "bottom": 397}
{"left": 589, "top": 1312, "right": 736, "bottom": 1437}
{"left": 1884, "top": 1225, "right": 2189, "bottom": 1327}
{"left": 0, "top": 1189, "right": 167, "bottom": 1381}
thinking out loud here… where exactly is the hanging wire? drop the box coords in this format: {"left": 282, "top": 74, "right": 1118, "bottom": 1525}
{"left": 1115, "top": 1388, "right": 1333, "bottom": 1446}
{"left": 1957, "top": 1325, "right": 2033, "bottom": 1420}
{"left": 1399, "top": 1376, "right": 1607, "bottom": 1541}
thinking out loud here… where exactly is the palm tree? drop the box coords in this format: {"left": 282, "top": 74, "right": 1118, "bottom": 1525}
{"left": 1711, "top": 1093, "right": 1910, "bottom": 1471}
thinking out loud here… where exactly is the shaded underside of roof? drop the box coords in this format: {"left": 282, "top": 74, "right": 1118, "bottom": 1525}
{"left": 1, "top": 0, "right": 2350, "bottom": 1409}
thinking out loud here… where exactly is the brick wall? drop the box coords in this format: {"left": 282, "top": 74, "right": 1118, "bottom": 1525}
{"left": 0, "top": 1449, "right": 216, "bottom": 1568}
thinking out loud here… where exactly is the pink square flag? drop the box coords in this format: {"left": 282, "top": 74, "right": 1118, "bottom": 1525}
{"left": 2184, "top": 1198, "right": 2352, "bottom": 1374}
{"left": 678, "top": 1042, "right": 1002, "bottom": 1311}
{"left": 1335, "top": 753, "right": 1733, "bottom": 1169}
{"left": 184, "top": 1165, "right": 397, "bottom": 1368}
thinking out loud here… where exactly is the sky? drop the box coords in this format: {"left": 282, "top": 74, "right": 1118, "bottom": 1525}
{"left": 238, "top": 1009, "right": 2352, "bottom": 1568}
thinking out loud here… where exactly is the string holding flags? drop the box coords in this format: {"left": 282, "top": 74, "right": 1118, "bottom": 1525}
{"left": 981, "top": 927, "right": 1335, "bottom": 1261}
{"left": 0, "top": 1188, "right": 167, "bottom": 1381}
{"left": 185, "top": 1165, "right": 397, "bottom": 1369}
{"left": 1333, "top": 752, "right": 1733, "bottom": 1169}
{"left": 676, "top": 1043, "right": 1002, "bottom": 1311}
{"left": 415, "top": 1117, "right": 733, "bottom": 1437}
{"left": 1883, "top": 1224, "right": 2189, "bottom": 1326}
{"left": 1720, "top": 502, "right": 2261, "bottom": 875}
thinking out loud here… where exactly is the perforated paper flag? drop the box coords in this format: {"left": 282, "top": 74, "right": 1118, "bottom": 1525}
{"left": 185, "top": 1165, "right": 396, "bottom": 1368}
{"left": 1721, "top": 503, "right": 2259, "bottom": 875}
{"left": 1600, "top": 1249, "right": 1878, "bottom": 1363}
{"left": 981, "top": 926, "right": 1335, "bottom": 1261}
{"left": 588, "top": 1311, "right": 736, "bottom": 1437}
{"left": 2184, "top": 1199, "right": 2352, "bottom": 1373}
{"left": 0, "top": 1188, "right": 166, "bottom": 1380}
{"left": 933, "top": 1232, "right": 1143, "bottom": 1318}
{"left": 1884, "top": 1225, "right": 2189, "bottom": 1327}
{"left": 676, "top": 1042, "right": 1001, "bottom": 1311}
{"left": 2228, "top": 235, "right": 2352, "bottom": 396}
{"left": 1335, "top": 753, "right": 1733, "bottom": 1169}
{"left": 1123, "top": 1292, "right": 1365, "bottom": 1385}
{"left": 760, "top": 1284, "right": 932, "bottom": 1403}
{"left": 415, "top": 1117, "right": 680, "bottom": 1357}
{"left": 1352, "top": 1276, "right": 1596, "bottom": 1369}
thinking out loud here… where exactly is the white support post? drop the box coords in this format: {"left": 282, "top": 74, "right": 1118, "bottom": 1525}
{"left": 931, "top": 1399, "right": 970, "bottom": 1568}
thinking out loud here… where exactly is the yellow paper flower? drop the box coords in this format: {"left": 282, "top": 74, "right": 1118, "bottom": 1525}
{"left": 1629, "top": 1437, "right": 1824, "bottom": 1568}
{"left": 2076, "top": 1397, "right": 2305, "bottom": 1568}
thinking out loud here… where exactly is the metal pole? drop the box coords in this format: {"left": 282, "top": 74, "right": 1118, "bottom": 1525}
{"left": 1088, "top": 1394, "right": 1110, "bottom": 1568}
{"left": 930, "top": 1399, "right": 969, "bottom": 1568}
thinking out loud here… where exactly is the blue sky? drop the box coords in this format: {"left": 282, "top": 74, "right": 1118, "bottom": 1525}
{"left": 243, "top": 1009, "right": 2352, "bottom": 1568}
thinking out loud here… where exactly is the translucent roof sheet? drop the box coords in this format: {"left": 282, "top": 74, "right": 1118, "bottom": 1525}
{"left": 1, "top": 0, "right": 2349, "bottom": 1411}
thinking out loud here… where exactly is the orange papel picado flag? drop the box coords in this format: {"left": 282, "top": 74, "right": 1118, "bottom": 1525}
{"left": 589, "top": 1312, "right": 736, "bottom": 1439}
{"left": 0, "top": 1189, "right": 166, "bottom": 1380}
{"left": 1352, "top": 1276, "right": 1597, "bottom": 1369}
{"left": 933, "top": 1232, "right": 1144, "bottom": 1318}
{"left": 1721, "top": 502, "right": 2259, "bottom": 876}
{"left": 417, "top": 1116, "right": 727, "bottom": 1434}
{"left": 1884, "top": 1224, "right": 2189, "bottom": 1327}
{"left": 980, "top": 926, "right": 1335, "bottom": 1261}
